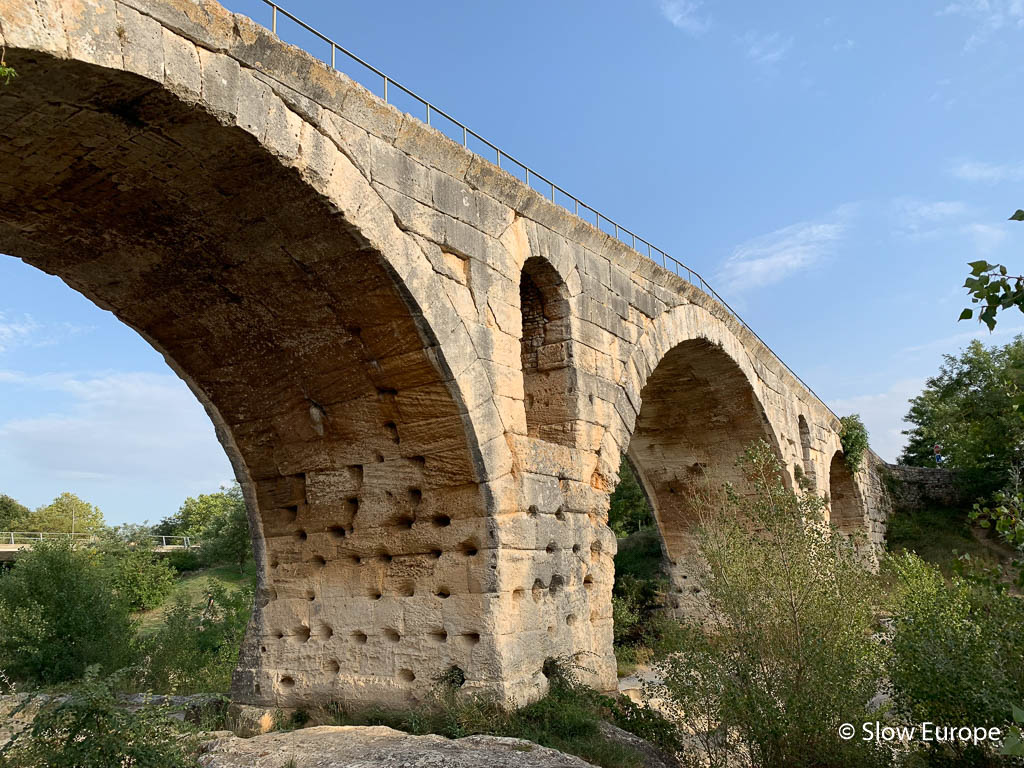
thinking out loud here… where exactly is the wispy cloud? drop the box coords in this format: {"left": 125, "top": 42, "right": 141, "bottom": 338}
{"left": 0, "top": 313, "right": 40, "bottom": 353}
{"left": 739, "top": 30, "right": 793, "bottom": 67}
{"left": 717, "top": 205, "right": 854, "bottom": 294}
{"left": 949, "top": 158, "right": 1024, "bottom": 183}
{"left": 829, "top": 378, "right": 925, "bottom": 462}
{"left": 963, "top": 222, "right": 1008, "bottom": 252}
{"left": 890, "top": 197, "right": 970, "bottom": 238}
{"left": 658, "top": 0, "right": 711, "bottom": 36}
{"left": 900, "top": 320, "right": 1024, "bottom": 355}
{"left": 0, "top": 312, "right": 87, "bottom": 353}
{"left": 0, "top": 370, "right": 231, "bottom": 486}
{"left": 939, "top": 0, "right": 1024, "bottom": 50}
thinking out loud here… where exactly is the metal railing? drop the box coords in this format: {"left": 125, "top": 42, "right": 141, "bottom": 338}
{"left": 251, "top": 1, "right": 836, "bottom": 419}
{"left": 0, "top": 532, "right": 192, "bottom": 548}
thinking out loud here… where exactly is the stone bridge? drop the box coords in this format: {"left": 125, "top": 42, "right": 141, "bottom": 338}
{"left": 0, "top": 0, "right": 889, "bottom": 709}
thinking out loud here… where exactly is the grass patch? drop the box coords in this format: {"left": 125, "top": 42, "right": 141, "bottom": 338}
{"left": 308, "top": 662, "right": 679, "bottom": 768}
{"left": 886, "top": 505, "right": 1002, "bottom": 577}
{"left": 136, "top": 561, "right": 255, "bottom": 634}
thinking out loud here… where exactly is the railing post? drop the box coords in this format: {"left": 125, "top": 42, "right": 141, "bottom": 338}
{"left": 271, "top": 4, "right": 277, "bottom": 34}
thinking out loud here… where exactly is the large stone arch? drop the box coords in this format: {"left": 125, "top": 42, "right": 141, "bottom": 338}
{"left": 609, "top": 304, "right": 790, "bottom": 614}
{"left": 0, "top": 6, "right": 510, "bottom": 710}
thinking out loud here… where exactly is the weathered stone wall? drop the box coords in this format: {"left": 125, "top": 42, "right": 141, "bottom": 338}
{"left": 0, "top": 0, "right": 887, "bottom": 710}
{"left": 883, "top": 464, "right": 965, "bottom": 512}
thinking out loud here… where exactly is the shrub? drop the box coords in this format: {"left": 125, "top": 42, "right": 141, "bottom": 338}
{"left": 99, "top": 539, "right": 177, "bottom": 611}
{"left": 886, "top": 551, "right": 1024, "bottom": 765}
{"left": 138, "top": 583, "right": 252, "bottom": 694}
{"left": 165, "top": 548, "right": 202, "bottom": 573}
{"left": 840, "top": 414, "right": 870, "bottom": 474}
{"left": 0, "top": 539, "right": 136, "bottom": 685}
{"left": 655, "top": 441, "right": 889, "bottom": 768}
{"left": 0, "top": 669, "right": 198, "bottom": 768}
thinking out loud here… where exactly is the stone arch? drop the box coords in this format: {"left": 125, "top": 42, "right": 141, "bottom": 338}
{"left": 797, "top": 414, "right": 817, "bottom": 490}
{"left": 519, "top": 256, "right": 576, "bottom": 445}
{"left": 0, "top": 30, "right": 495, "bottom": 709}
{"left": 612, "top": 305, "right": 788, "bottom": 615}
{"left": 828, "top": 451, "right": 864, "bottom": 533}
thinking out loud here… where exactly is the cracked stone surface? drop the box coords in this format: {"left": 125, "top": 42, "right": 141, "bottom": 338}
{"left": 198, "top": 726, "right": 599, "bottom": 768}
{"left": 0, "top": 0, "right": 892, "bottom": 710}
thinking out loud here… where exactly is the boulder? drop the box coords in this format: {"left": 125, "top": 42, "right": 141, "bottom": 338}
{"left": 199, "top": 725, "right": 599, "bottom": 767}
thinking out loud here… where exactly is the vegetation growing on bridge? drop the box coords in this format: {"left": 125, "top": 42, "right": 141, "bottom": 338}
{"left": 839, "top": 413, "right": 870, "bottom": 474}
{"left": 0, "top": 49, "right": 16, "bottom": 86}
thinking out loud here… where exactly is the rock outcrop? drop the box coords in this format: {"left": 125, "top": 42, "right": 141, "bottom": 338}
{"left": 198, "top": 725, "right": 598, "bottom": 767}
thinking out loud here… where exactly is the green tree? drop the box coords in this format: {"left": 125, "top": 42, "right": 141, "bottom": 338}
{"left": 608, "top": 455, "right": 654, "bottom": 536}
{"left": 886, "top": 552, "right": 1024, "bottom": 766}
{"left": 0, "top": 494, "right": 29, "bottom": 531}
{"left": 198, "top": 484, "right": 250, "bottom": 572}
{"left": 95, "top": 534, "right": 177, "bottom": 611}
{"left": 900, "top": 337, "right": 1024, "bottom": 492}
{"left": 155, "top": 487, "right": 238, "bottom": 540}
{"left": 20, "top": 492, "right": 105, "bottom": 535}
{"left": 0, "top": 539, "right": 135, "bottom": 684}
{"left": 140, "top": 583, "right": 252, "bottom": 695}
{"left": 656, "top": 442, "right": 888, "bottom": 768}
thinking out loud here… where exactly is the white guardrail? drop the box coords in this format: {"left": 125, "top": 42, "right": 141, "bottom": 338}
{"left": 0, "top": 531, "right": 191, "bottom": 548}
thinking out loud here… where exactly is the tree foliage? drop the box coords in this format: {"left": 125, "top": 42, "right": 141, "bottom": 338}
{"left": 138, "top": 583, "right": 252, "bottom": 695}
{"left": 0, "top": 539, "right": 135, "bottom": 684}
{"left": 96, "top": 535, "right": 177, "bottom": 611}
{"left": 899, "top": 337, "right": 1024, "bottom": 493}
{"left": 655, "top": 441, "right": 887, "bottom": 768}
{"left": 0, "top": 670, "right": 199, "bottom": 768}
{"left": 155, "top": 487, "right": 240, "bottom": 540}
{"left": 839, "top": 414, "right": 869, "bottom": 474}
{"left": 197, "top": 483, "right": 250, "bottom": 572}
{"left": 960, "top": 209, "right": 1024, "bottom": 330}
{"left": 886, "top": 552, "right": 1024, "bottom": 765}
{"left": 608, "top": 455, "right": 653, "bottom": 537}
{"left": 0, "top": 493, "right": 28, "bottom": 531}
{"left": 19, "top": 492, "right": 105, "bottom": 535}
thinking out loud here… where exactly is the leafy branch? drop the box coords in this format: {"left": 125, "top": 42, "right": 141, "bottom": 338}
{"left": 961, "top": 210, "right": 1024, "bottom": 330}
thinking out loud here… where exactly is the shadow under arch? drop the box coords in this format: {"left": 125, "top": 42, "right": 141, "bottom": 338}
{"left": 827, "top": 451, "right": 864, "bottom": 534}
{"left": 519, "top": 255, "right": 576, "bottom": 446}
{"left": 623, "top": 336, "right": 787, "bottom": 615}
{"left": 0, "top": 50, "right": 488, "bottom": 708}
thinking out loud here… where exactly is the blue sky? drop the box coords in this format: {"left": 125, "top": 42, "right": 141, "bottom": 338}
{"left": 3, "top": 0, "right": 1024, "bottom": 525}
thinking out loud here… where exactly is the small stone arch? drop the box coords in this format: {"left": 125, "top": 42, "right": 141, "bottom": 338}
{"left": 519, "top": 256, "right": 576, "bottom": 446}
{"left": 828, "top": 451, "right": 864, "bottom": 533}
